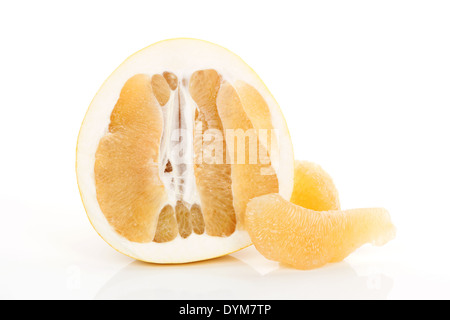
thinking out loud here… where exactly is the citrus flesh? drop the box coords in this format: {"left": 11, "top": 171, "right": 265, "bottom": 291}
{"left": 290, "top": 160, "right": 340, "bottom": 211}
{"left": 246, "top": 194, "right": 396, "bottom": 270}
{"left": 76, "top": 39, "right": 294, "bottom": 263}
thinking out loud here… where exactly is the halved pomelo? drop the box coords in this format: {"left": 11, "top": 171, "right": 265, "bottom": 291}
{"left": 76, "top": 39, "right": 294, "bottom": 263}
{"left": 246, "top": 194, "right": 396, "bottom": 270}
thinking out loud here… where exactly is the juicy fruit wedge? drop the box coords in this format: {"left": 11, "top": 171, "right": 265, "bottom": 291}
{"left": 94, "top": 74, "right": 167, "bottom": 243}
{"left": 216, "top": 81, "right": 280, "bottom": 228}
{"left": 246, "top": 194, "right": 396, "bottom": 270}
{"left": 76, "top": 39, "right": 294, "bottom": 263}
{"left": 291, "top": 160, "right": 340, "bottom": 211}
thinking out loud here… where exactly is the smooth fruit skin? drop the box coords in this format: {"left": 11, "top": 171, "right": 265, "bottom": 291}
{"left": 246, "top": 194, "right": 396, "bottom": 270}
{"left": 290, "top": 160, "right": 340, "bottom": 211}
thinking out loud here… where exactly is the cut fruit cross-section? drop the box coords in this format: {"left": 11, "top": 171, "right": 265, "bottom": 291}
{"left": 76, "top": 38, "right": 294, "bottom": 263}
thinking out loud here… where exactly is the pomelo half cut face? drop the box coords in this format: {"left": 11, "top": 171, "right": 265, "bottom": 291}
{"left": 76, "top": 39, "right": 294, "bottom": 263}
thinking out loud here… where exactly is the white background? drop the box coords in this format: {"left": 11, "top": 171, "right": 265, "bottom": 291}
{"left": 1, "top": 0, "right": 449, "bottom": 299}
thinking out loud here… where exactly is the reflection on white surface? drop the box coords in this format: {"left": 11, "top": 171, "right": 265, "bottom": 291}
{"left": 95, "top": 248, "right": 393, "bottom": 300}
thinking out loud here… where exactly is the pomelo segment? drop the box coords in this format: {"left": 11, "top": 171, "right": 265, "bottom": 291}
{"left": 153, "top": 205, "right": 178, "bottom": 243}
{"left": 94, "top": 74, "right": 166, "bottom": 243}
{"left": 291, "top": 160, "right": 340, "bottom": 211}
{"left": 217, "top": 81, "right": 279, "bottom": 229}
{"left": 189, "top": 69, "right": 236, "bottom": 237}
{"left": 246, "top": 194, "right": 396, "bottom": 270}
{"left": 151, "top": 74, "right": 171, "bottom": 106}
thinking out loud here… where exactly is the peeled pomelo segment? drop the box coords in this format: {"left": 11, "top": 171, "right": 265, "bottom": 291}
{"left": 291, "top": 160, "right": 340, "bottom": 211}
{"left": 189, "top": 70, "right": 236, "bottom": 236}
{"left": 246, "top": 194, "right": 396, "bottom": 270}
{"left": 216, "top": 81, "right": 279, "bottom": 229}
{"left": 94, "top": 74, "right": 166, "bottom": 243}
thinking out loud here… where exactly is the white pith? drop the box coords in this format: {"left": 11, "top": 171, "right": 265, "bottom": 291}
{"left": 158, "top": 84, "right": 199, "bottom": 208}
{"left": 76, "top": 39, "right": 294, "bottom": 263}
